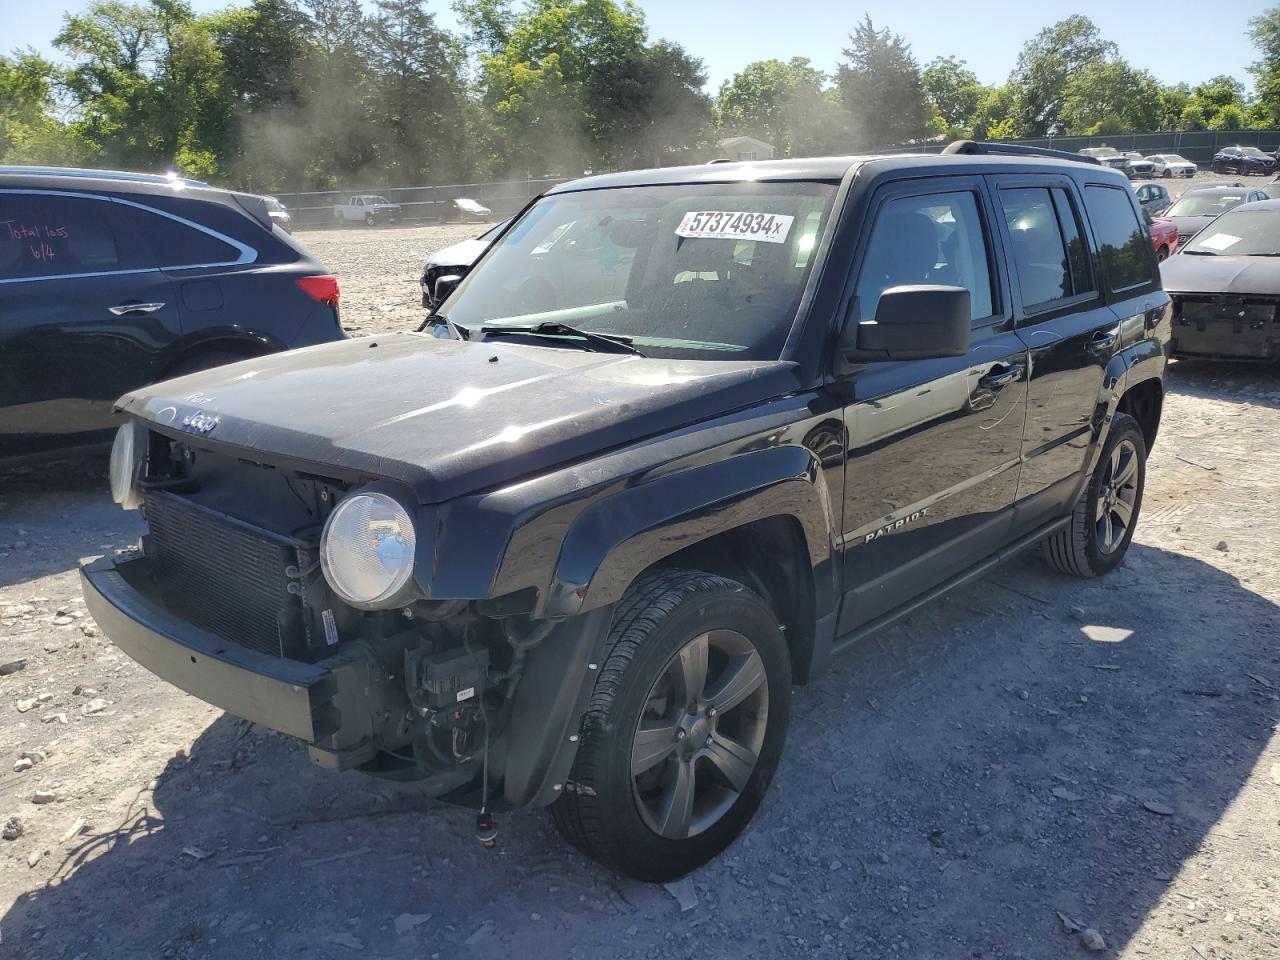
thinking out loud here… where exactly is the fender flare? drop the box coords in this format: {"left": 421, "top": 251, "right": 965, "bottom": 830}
{"left": 540, "top": 444, "right": 837, "bottom": 619}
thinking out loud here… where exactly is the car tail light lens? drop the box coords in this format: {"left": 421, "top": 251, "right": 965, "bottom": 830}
{"left": 297, "top": 274, "right": 340, "bottom": 305}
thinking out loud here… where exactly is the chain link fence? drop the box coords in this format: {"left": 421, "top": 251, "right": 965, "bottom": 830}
{"left": 273, "top": 176, "right": 568, "bottom": 228}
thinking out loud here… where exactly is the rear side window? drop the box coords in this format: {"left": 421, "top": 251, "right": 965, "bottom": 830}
{"left": 998, "top": 187, "right": 1094, "bottom": 310}
{"left": 856, "top": 190, "right": 994, "bottom": 323}
{"left": 121, "top": 204, "right": 242, "bottom": 269}
{"left": 1084, "top": 186, "right": 1154, "bottom": 292}
{"left": 0, "top": 193, "right": 123, "bottom": 279}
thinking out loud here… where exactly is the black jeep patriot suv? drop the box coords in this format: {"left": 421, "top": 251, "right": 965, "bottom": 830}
{"left": 82, "top": 141, "right": 1170, "bottom": 881}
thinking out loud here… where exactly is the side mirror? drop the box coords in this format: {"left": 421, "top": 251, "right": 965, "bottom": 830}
{"left": 843, "top": 285, "right": 971, "bottom": 363}
{"left": 433, "top": 274, "right": 462, "bottom": 304}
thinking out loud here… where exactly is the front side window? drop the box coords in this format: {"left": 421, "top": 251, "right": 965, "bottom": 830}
{"left": 1084, "top": 185, "right": 1154, "bottom": 292}
{"left": 999, "top": 187, "right": 1093, "bottom": 309}
{"left": 854, "top": 190, "right": 994, "bottom": 324}
{"left": 0, "top": 192, "right": 123, "bottom": 279}
{"left": 445, "top": 181, "right": 838, "bottom": 360}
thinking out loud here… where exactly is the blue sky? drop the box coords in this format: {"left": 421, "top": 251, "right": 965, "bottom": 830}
{"left": 4, "top": 0, "right": 1265, "bottom": 93}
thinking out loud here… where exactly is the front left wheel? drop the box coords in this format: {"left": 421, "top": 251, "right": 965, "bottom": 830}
{"left": 551, "top": 569, "right": 791, "bottom": 882}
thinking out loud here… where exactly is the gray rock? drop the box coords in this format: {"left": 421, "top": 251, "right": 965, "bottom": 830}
{"left": 81, "top": 699, "right": 107, "bottom": 715}
{"left": 1080, "top": 928, "right": 1106, "bottom": 951}
{"left": 16, "top": 698, "right": 37, "bottom": 713}
{"left": 13, "top": 757, "right": 33, "bottom": 773}
{"left": 31, "top": 790, "right": 57, "bottom": 804}
{"left": 321, "top": 932, "right": 363, "bottom": 950}
{"left": 394, "top": 913, "right": 431, "bottom": 935}
{"left": 0, "top": 659, "right": 27, "bottom": 676}
{"left": 1143, "top": 800, "right": 1174, "bottom": 816}
{"left": 663, "top": 877, "right": 699, "bottom": 912}
{"left": 2, "top": 816, "right": 22, "bottom": 840}
{"left": 463, "top": 921, "right": 494, "bottom": 946}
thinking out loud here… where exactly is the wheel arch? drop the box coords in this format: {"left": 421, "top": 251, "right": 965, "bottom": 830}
{"left": 541, "top": 445, "right": 838, "bottom": 637}
{"left": 158, "top": 330, "right": 286, "bottom": 380}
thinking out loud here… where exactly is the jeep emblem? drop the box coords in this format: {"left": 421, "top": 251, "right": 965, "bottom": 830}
{"left": 180, "top": 410, "right": 220, "bottom": 436}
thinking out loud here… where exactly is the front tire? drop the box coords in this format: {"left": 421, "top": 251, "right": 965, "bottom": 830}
{"left": 1042, "top": 412, "right": 1146, "bottom": 578}
{"left": 550, "top": 569, "right": 791, "bottom": 882}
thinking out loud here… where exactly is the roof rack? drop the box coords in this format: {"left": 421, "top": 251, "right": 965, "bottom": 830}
{"left": 0, "top": 165, "right": 210, "bottom": 187}
{"left": 941, "top": 140, "right": 1101, "bottom": 166}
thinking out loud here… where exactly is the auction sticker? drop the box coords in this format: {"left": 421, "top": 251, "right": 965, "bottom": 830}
{"left": 676, "top": 211, "right": 794, "bottom": 244}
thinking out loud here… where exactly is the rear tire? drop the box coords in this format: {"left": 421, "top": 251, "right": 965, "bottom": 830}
{"left": 550, "top": 569, "right": 791, "bottom": 882}
{"left": 1041, "top": 413, "right": 1146, "bottom": 578}
{"left": 1156, "top": 246, "right": 1169, "bottom": 262}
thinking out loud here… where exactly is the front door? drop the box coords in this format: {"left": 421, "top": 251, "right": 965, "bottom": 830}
{"left": 837, "top": 178, "right": 1028, "bottom": 634}
{"left": 0, "top": 190, "right": 179, "bottom": 460}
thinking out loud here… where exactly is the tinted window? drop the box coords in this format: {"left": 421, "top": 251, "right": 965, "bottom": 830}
{"left": 122, "top": 205, "right": 240, "bottom": 268}
{"left": 856, "top": 190, "right": 993, "bottom": 323}
{"left": 0, "top": 193, "right": 123, "bottom": 279}
{"left": 999, "top": 187, "right": 1094, "bottom": 308}
{"left": 1084, "top": 186, "right": 1153, "bottom": 291}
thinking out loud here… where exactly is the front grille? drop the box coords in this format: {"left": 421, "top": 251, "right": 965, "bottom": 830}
{"left": 143, "top": 491, "right": 315, "bottom": 658}
{"left": 1175, "top": 294, "right": 1279, "bottom": 328}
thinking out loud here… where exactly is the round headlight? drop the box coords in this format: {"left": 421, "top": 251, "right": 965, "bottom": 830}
{"left": 109, "top": 423, "right": 143, "bottom": 510}
{"left": 320, "top": 492, "right": 417, "bottom": 607}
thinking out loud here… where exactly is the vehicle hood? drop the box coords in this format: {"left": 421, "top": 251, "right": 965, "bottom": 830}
{"left": 425, "top": 236, "right": 490, "bottom": 271}
{"left": 1167, "top": 215, "right": 1217, "bottom": 237}
{"left": 118, "top": 333, "right": 802, "bottom": 503}
{"left": 1160, "top": 254, "right": 1280, "bottom": 296}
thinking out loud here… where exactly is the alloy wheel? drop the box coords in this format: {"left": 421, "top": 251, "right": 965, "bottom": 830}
{"left": 1096, "top": 438, "right": 1140, "bottom": 554}
{"left": 630, "top": 629, "right": 769, "bottom": 839}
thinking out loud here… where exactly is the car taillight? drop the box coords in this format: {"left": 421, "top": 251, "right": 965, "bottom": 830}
{"left": 297, "top": 274, "right": 340, "bottom": 305}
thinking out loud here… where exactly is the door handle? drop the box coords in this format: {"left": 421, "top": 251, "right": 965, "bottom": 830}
{"left": 978, "top": 363, "right": 1023, "bottom": 390}
{"left": 1088, "top": 329, "right": 1119, "bottom": 351}
{"left": 109, "top": 301, "right": 165, "bottom": 316}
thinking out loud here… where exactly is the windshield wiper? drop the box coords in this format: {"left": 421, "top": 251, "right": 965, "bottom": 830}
{"left": 480, "top": 322, "right": 645, "bottom": 357}
{"left": 1182, "top": 249, "right": 1219, "bottom": 256}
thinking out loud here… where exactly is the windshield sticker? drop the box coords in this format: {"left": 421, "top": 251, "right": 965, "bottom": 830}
{"left": 1198, "top": 232, "right": 1241, "bottom": 251}
{"left": 676, "top": 211, "right": 794, "bottom": 244}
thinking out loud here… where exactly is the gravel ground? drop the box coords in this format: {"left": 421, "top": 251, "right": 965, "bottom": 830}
{"left": 2, "top": 221, "right": 1280, "bottom": 960}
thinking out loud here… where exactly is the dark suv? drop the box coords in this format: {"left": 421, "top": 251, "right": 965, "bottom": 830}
{"left": 1211, "top": 146, "right": 1278, "bottom": 176}
{"left": 81, "top": 141, "right": 1170, "bottom": 881}
{"left": 1, "top": 167, "right": 345, "bottom": 463}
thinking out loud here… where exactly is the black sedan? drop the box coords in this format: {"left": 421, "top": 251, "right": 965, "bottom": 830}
{"left": 1, "top": 166, "right": 345, "bottom": 464}
{"left": 1211, "top": 146, "right": 1278, "bottom": 176}
{"left": 1161, "top": 199, "right": 1280, "bottom": 360}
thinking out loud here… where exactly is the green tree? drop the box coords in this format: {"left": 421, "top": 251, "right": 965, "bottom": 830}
{"left": 1181, "top": 75, "right": 1251, "bottom": 130}
{"left": 921, "top": 56, "right": 982, "bottom": 134}
{"left": 368, "top": 0, "right": 471, "bottom": 183}
{"left": 1009, "top": 15, "right": 1117, "bottom": 135}
{"left": 475, "top": 0, "right": 707, "bottom": 174}
{"left": 55, "top": 0, "right": 226, "bottom": 176}
{"left": 1158, "top": 83, "right": 1190, "bottom": 130}
{"left": 1060, "top": 60, "right": 1161, "bottom": 135}
{"left": 967, "top": 84, "right": 1020, "bottom": 140}
{"left": 1249, "top": 6, "right": 1280, "bottom": 126}
{"left": 717, "top": 57, "right": 847, "bottom": 157}
{"left": 0, "top": 52, "right": 91, "bottom": 164}
{"left": 836, "top": 15, "right": 930, "bottom": 149}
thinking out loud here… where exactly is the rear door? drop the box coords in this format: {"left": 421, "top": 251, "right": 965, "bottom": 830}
{"left": 837, "top": 176, "right": 1028, "bottom": 633}
{"left": 0, "top": 189, "right": 179, "bottom": 460}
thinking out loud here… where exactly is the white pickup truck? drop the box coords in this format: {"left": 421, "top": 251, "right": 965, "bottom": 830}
{"left": 332, "top": 195, "right": 402, "bottom": 226}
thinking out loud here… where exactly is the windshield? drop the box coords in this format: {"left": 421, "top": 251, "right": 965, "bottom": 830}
{"left": 1084, "top": 148, "right": 1120, "bottom": 158}
{"left": 1165, "top": 192, "right": 1247, "bottom": 217}
{"left": 1183, "top": 208, "right": 1280, "bottom": 256}
{"left": 1242, "top": 148, "right": 1269, "bottom": 158}
{"left": 443, "top": 181, "right": 837, "bottom": 360}
{"left": 367, "top": 196, "right": 389, "bottom": 204}
{"left": 456, "top": 198, "right": 486, "bottom": 212}
{"left": 1163, "top": 155, "right": 1188, "bottom": 163}
{"left": 265, "top": 197, "right": 284, "bottom": 211}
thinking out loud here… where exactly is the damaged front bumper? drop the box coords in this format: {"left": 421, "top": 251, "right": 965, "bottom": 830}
{"left": 80, "top": 554, "right": 391, "bottom": 769}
